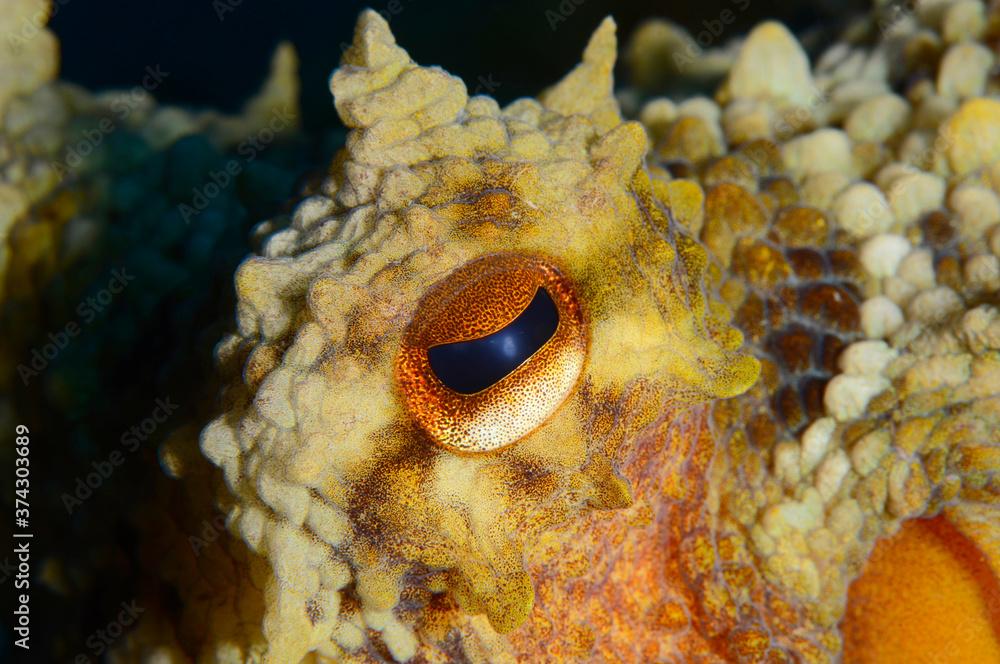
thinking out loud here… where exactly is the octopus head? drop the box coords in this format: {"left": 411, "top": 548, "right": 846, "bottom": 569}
{"left": 199, "top": 10, "right": 759, "bottom": 660}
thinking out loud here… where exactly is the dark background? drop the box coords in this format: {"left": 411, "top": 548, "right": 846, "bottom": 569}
{"left": 51, "top": 0, "right": 863, "bottom": 130}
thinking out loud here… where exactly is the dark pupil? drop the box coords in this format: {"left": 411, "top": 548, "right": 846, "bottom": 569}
{"left": 428, "top": 288, "right": 559, "bottom": 394}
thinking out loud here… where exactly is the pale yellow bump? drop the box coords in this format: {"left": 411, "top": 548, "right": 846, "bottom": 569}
{"left": 845, "top": 94, "right": 910, "bottom": 144}
{"left": 800, "top": 171, "right": 851, "bottom": 209}
{"left": 262, "top": 577, "right": 315, "bottom": 664}
{"left": 589, "top": 122, "right": 648, "bottom": 185}
{"left": 861, "top": 295, "right": 905, "bottom": 339}
{"left": 722, "top": 98, "right": 775, "bottom": 144}
{"left": 463, "top": 116, "right": 506, "bottom": 151}
{"left": 959, "top": 354, "right": 1000, "bottom": 400}
{"left": 377, "top": 166, "right": 426, "bottom": 211}
{"left": 254, "top": 367, "right": 297, "bottom": 429}
{"left": 238, "top": 413, "right": 269, "bottom": 454}
{"left": 887, "top": 459, "right": 930, "bottom": 518}
{"left": 824, "top": 374, "right": 890, "bottom": 422}
{"left": 347, "top": 116, "right": 421, "bottom": 164}
{"left": 850, "top": 430, "right": 891, "bottom": 477}
{"left": 331, "top": 618, "right": 366, "bottom": 652}
{"left": 200, "top": 417, "right": 241, "bottom": 476}
{"left": 291, "top": 371, "right": 331, "bottom": 428}
{"left": 305, "top": 500, "right": 351, "bottom": 548}
{"left": 940, "top": 98, "right": 1000, "bottom": 176}
{"left": 960, "top": 306, "right": 1000, "bottom": 354}
{"left": 907, "top": 286, "right": 963, "bottom": 324}
{"left": 285, "top": 433, "right": 333, "bottom": 486}
{"left": 827, "top": 498, "right": 863, "bottom": 538}
{"left": 502, "top": 98, "right": 543, "bottom": 124}
{"left": 355, "top": 565, "right": 403, "bottom": 613}
{"left": 815, "top": 449, "right": 851, "bottom": 503}
{"left": 859, "top": 233, "right": 911, "bottom": 279}
{"left": 465, "top": 95, "right": 500, "bottom": 116}
{"left": 431, "top": 453, "right": 489, "bottom": 505}
{"left": 412, "top": 78, "right": 468, "bottom": 131}
{"left": 292, "top": 195, "right": 336, "bottom": 231}
{"left": 656, "top": 179, "right": 705, "bottom": 235}
{"left": 773, "top": 440, "right": 803, "bottom": 488}
{"left": 855, "top": 465, "right": 889, "bottom": 516}
{"left": 943, "top": 0, "right": 986, "bottom": 42}
{"left": 800, "top": 416, "right": 835, "bottom": 476}
{"left": 361, "top": 607, "right": 394, "bottom": 631}
{"left": 639, "top": 97, "right": 678, "bottom": 140}
{"left": 886, "top": 171, "right": 946, "bottom": 226}
{"left": 508, "top": 130, "right": 551, "bottom": 160}
{"left": 354, "top": 67, "right": 464, "bottom": 130}
{"left": 839, "top": 340, "right": 898, "bottom": 376}
{"left": 382, "top": 618, "right": 418, "bottom": 662}
{"left": 806, "top": 527, "right": 837, "bottom": 565}
{"left": 831, "top": 182, "right": 894, "bottom": 240}
{"left": 937, "top": 41, "right": 993, "bottom": 99}
{"left": 317, "top": 557, "right": 352, "bottom": 591}
{"left": 904, "top": 353, "right": 972, "bottom": 393}
{"left": 268, "top": 522, "right": 321, "bottom": 597}
{"left": 949, "top": 185, "right": 1000, "bottom": 243}
{"left": 964, "top": 254, "right": 1000, "bottom": 292}
{"left": 725, "top": 21, "right": 816, "bottom": 107}
{"left": 236, "top": 503, "right": 268, "bottom": 552}
{"left": 761, "top": 488, "right": 824, "bottom": 539}
{"left": 767, "top": 553, "right": 821, "bottom": 600}
{"left": 537, "top": 160, "right": 590, "bottom": 193}
{"left": 422, "top": 123, "right": 483, "bottom": 160}
{"left": 284, "top": 322, "right": 327, "bottom": 369}
{"left": 257, "top": 471, "right": 310, "bottom": 527}
{"left": 782, "top": 129, "right": 853, "bottom": 179}
{"left": 337, "top": 160, "right": 381, "bottom": 207}
{"left": 896, "top": 248, "right": 937, "bottom": 290}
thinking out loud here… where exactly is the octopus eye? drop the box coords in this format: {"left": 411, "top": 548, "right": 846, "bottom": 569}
{"left": 397, "top": 254, "right": 586, "bottom": 453}
{"left": 427, "top": 287, "right": 559, "bottom": 394}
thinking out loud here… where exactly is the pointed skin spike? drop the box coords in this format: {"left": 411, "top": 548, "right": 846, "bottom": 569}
{"left": 540, "top": 16, "right": 621, "bottom": 130}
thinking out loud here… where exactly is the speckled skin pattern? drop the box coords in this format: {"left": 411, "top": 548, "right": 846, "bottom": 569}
{"left": 90, "top": 3, "right": 1000, "bottom": 663}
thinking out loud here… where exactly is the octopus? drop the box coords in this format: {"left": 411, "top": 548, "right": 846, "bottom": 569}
{"left": 2, "top": 1, "right": 999, "bottom": 663}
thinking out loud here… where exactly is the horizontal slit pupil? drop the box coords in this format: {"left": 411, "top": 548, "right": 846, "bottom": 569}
{"left": 428, "top": 287, "right": 560, "bottom": 394}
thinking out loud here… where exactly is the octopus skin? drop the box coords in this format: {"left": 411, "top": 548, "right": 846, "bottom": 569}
{"left": 85, "top": 4, "right": 1000, "bottom": 664}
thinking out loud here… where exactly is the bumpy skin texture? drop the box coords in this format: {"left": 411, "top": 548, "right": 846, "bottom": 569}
{"left": 128, "top": 4, "right": 1000, "bottom": 664}
{"left": 181, "top": 13, "right": 757, "bottom": 662}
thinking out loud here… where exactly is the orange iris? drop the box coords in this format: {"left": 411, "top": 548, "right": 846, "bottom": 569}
{"left": 396, "top": 253, "right": 586, "bottom": 453}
